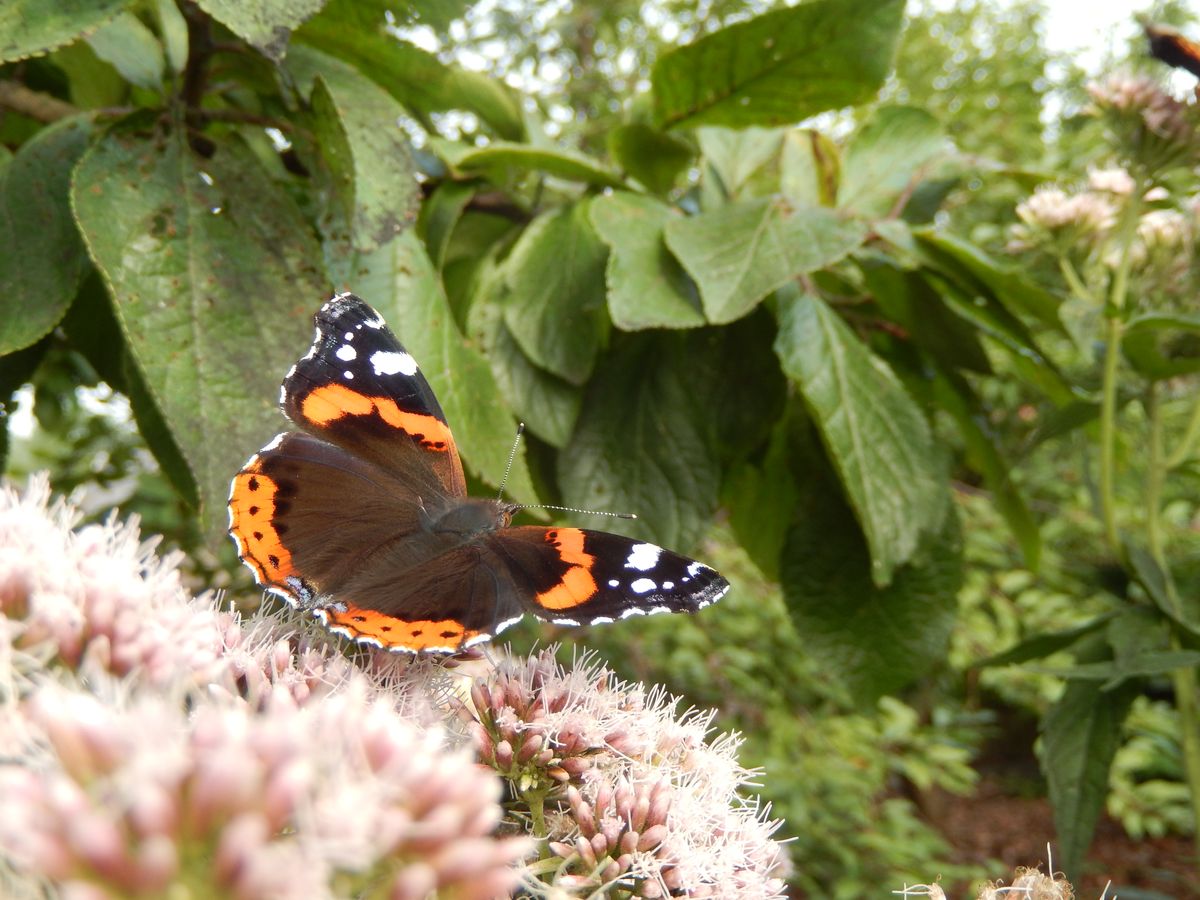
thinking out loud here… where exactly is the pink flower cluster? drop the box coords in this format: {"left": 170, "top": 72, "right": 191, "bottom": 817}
{"left": 0, "top": 477, "right": 527, "bottom": 897}
{"left": 0, "top": 477, "right": 793, "bottom": 898}
{"left": 467, "top": 650, "right": 790, "bottom": 898}
{"left": 0, "top": 683, "right": 527, "bottom": 899}
{"left": 1087, "top": 74, "right": 1200, "bottom": 174}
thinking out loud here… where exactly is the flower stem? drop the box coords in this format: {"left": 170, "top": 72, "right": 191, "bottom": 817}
{"left": 1058, "top": 256, "right": 1092, "bottom": 302}
{"left": 1097, "top": 179, "right": 1144, "bottom": 556}
{"left": 1147, "top": 386, "right": 1200, "bottom": 865}
{"left": 1166, "top": 391, "right": 1200, "bottom": 469}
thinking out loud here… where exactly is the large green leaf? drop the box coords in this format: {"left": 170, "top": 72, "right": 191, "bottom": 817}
{"left": 289, "top": 46, "right": 419, "bottom": 258}
{"left": 0, "top": 114, "right": 94, "bottom": 355}
{"left": 503, "top": 202, "right": 608, "bottom": 385}
{"left": 1123, "top": 313, "right": 1200, "bottom": 381}
{"left": 589, "top": 192, "right": 704, "bottom": 330}
{"left": 781, "top": 447, "right": 962, "bottom": 704}
{"left": 839, "top": 106, "right": 946, "bottom": 218}
{"left": 195, "top": 0, "right": 326, "bottom": 61}
{"left": 775, "top": 293, "right": 945, "bottom": 585}
{"left": 72, "top": 125, "right": 328, "bottom": 528}
{"left": 455, "top": 143, "right": 625, "bottom": 189}
{"left": 651, "top": 0, "right": 905, "bottom": 130}
{"left": 353, "top": 229, "right": 535, "bottom": 501}
{"left": 1041, "top": 659, "right": 1138, "bottom": 883}
{"left": 665, "top": 197, "right": 867, "bottom": 325}
{"left": 84, "top": 11, "right": 164, "bottom": 90}
{"left": 0, "top": 0, "right": 127, "bottom": 62}
{"left": 296, "top": 15, "right": 525, "bottom": 140}
{"left": 558, "top": 335, "right": 720, "bottom": 552}
{"left": 607, "top": 123, "right": 694, "bottom": 194}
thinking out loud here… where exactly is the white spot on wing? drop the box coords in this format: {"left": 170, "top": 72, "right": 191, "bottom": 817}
{"left": 552, "top": 617, "right": 580, "bottom": 626}
{"left": 607, "top": 579, "right": 620, "bottom": 588}
{"left": 335, "top": 344, "right": 356, "bottom": 361}
{"left": 370, "top": 350, "right": 418, "bottom": 376}
{"left": 662, "top": 581, "right": 674, "bottom": 590}
{"left": 686, "top": 561, "right": 707, "bottom": 577}
{"left": 344, "top": 331, "right": 353, "bottom": 340}
{"left": 343, "top": 370, "right": 354, "bottom": 379}
{"left": 630, "top": 577, "right": 656, "bottom": 594}
{"left": 625, "top": 542, "right": 663, "bottom": 571}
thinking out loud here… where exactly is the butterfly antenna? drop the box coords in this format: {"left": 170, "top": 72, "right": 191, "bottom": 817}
{"left": 512, "top": 504, "right": 637, "bottom": 520}
{"left": 497, "top": 422, "right": 525, "bottom": 502}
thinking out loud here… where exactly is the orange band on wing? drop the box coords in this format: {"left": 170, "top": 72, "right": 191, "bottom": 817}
{"left": 322, "top": 606, "right": 480, "bottom": 651}
{"left": 300, "top": 383, "right": 454, "bottom": 451}
{"left": 535, "top": 528, "right": 598, "bottom": 610}
{"left": 228, "top": 461, "right": 296, "bottom": 585}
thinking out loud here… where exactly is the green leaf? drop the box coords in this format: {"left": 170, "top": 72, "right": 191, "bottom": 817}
{"left": 665, "top": 197, "right": 867, "bottom": 325}
{"left": 84, "top": 11, "right": 164, "bottom": 91}
{"left": 418, "top": 180, "right": 475, "bottom": 270}
{"left": 153, "top": 0, "right": 188, "bottom": 74}
{"left": 781, "top": 451, "right": 962, "bottom": 704}
{"left": 924, "top": 269, "right": 1075, "bottom": 406}
{"left": 1123, "top": 313, "right": 1200, "bottom": 381}
{"left": 651, "top": 0, "right": 905, "bottom": 130}
{"left": 589, "top": 192, "right": 704, "bottom": 330}
{"left": 607, "top": 123, "right": 694, "bottom": 194}
{"left": 839, "top": 106, "right": 946, "bottom": 218}
{"left": 1127, "top": 545, "right": 1200, "bottom": 640}
{"left": 724, "top": 417, "right": 797, "bottom": 581}
{"left": 0, "top": 0, "right": 126, "bottom": 62}
{"left": 469, "top": 285, "right": 582, "bottom": 449}
{"left": 775, "top": 293, "right": 946, "bottom": 585}
{"left": 455, "top": 142, "right": 625, "bottom": 189}
{"left": 1041, "top": 669, "right": 1138, "bottom": 882}
{"left": 976, "top": 613, "right": 1119, "bottom": 668}
{"left": 72, "top": 124, "right": 328, "bottom": 530}
{"left": 913, "top": 227, "right": 1065, "bottom": 333}
{"left": 697, "top": 126, "right": 783, "bottom": 199}
{"left": 931, "top": 369, "right": 1040, "bottom": 569}
{"left": 861, "top": 259, "right": 991, "bottom": 373}
{"left": 50, "top": 40, "right": 126, "bottom": 108}
{"left": 195, "top": 0, "right": 326, "bottom": 61}
{"left": 780, "top": 128, "right": 840, "bottom": 207}
{"left": 0, "top": 114, "right": 94, "bottom": 355}
{"left": 290, "top": 47, "right": 420, "bottom": 256}
{"left": 503, "top": 202, "right": 608, "bottom": 385}
{"left": 353, "top": 228, "right": 536, "bottom": 501}
{"left": 558, "top": 334, "right": 720, "bottom": 552}
{"left": 296, "top": 17, "right": 525, "bottom": 140}
{"left": 1032, "top": 651, "right": 1200, "bottom": 681}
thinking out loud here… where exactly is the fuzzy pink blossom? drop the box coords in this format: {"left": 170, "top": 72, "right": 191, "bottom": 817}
{"left": 468, "top": 649, "right": 789, "bottom": 898}
{"left": 1088, "top": 74, "right": 1200, "bottom": 173}
{"left": 0, "top": 682, "right": 528, "bottom": 898}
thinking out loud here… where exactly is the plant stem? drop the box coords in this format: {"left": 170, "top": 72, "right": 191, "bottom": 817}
{"left": 1166, "top": 391, "right": 1200, "bottom": 469}
{"left": 1058, "top": 257, "right": 1092, "bottom": 303}
{"left": 1097, "top": 180, "right": 1144, "bottom": 556}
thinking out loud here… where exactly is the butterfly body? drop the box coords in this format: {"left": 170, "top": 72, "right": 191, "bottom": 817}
{"left": 228, "top": 293, "right": 728, "bottom": 654}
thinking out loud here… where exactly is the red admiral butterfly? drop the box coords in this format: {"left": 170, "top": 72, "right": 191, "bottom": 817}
{"left": 1146, "top": 22, "right": 1200, "bottom": 79}
{"left": 228, "top": 293, "right": 728, "bottom": 653}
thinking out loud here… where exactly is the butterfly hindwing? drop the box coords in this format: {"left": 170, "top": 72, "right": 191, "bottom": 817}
{"left": 488, "top": 527, "right": 729, "bottom": 625}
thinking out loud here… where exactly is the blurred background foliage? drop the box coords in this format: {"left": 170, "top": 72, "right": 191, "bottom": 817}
{"left": 3, "top": 0, "right": 1200, "bottom": 896}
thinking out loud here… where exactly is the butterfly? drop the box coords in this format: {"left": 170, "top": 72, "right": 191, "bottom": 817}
{"left": 1145, "top": 22, "right": 1200, "bottom": 79}
{"left": 228, "top": 293, "right": 728, "bottom": 653}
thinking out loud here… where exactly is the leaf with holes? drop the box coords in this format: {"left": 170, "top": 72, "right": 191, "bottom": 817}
{"left": 0, "top": 0, "right": 126, "bottom": 62}
{"left": 72, "top": 124, "right": 327, "bottom": 530}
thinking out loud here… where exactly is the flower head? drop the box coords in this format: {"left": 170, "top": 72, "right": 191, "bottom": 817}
{"left": 1088, "top": 73, "right": 1200, "bottom": 174}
